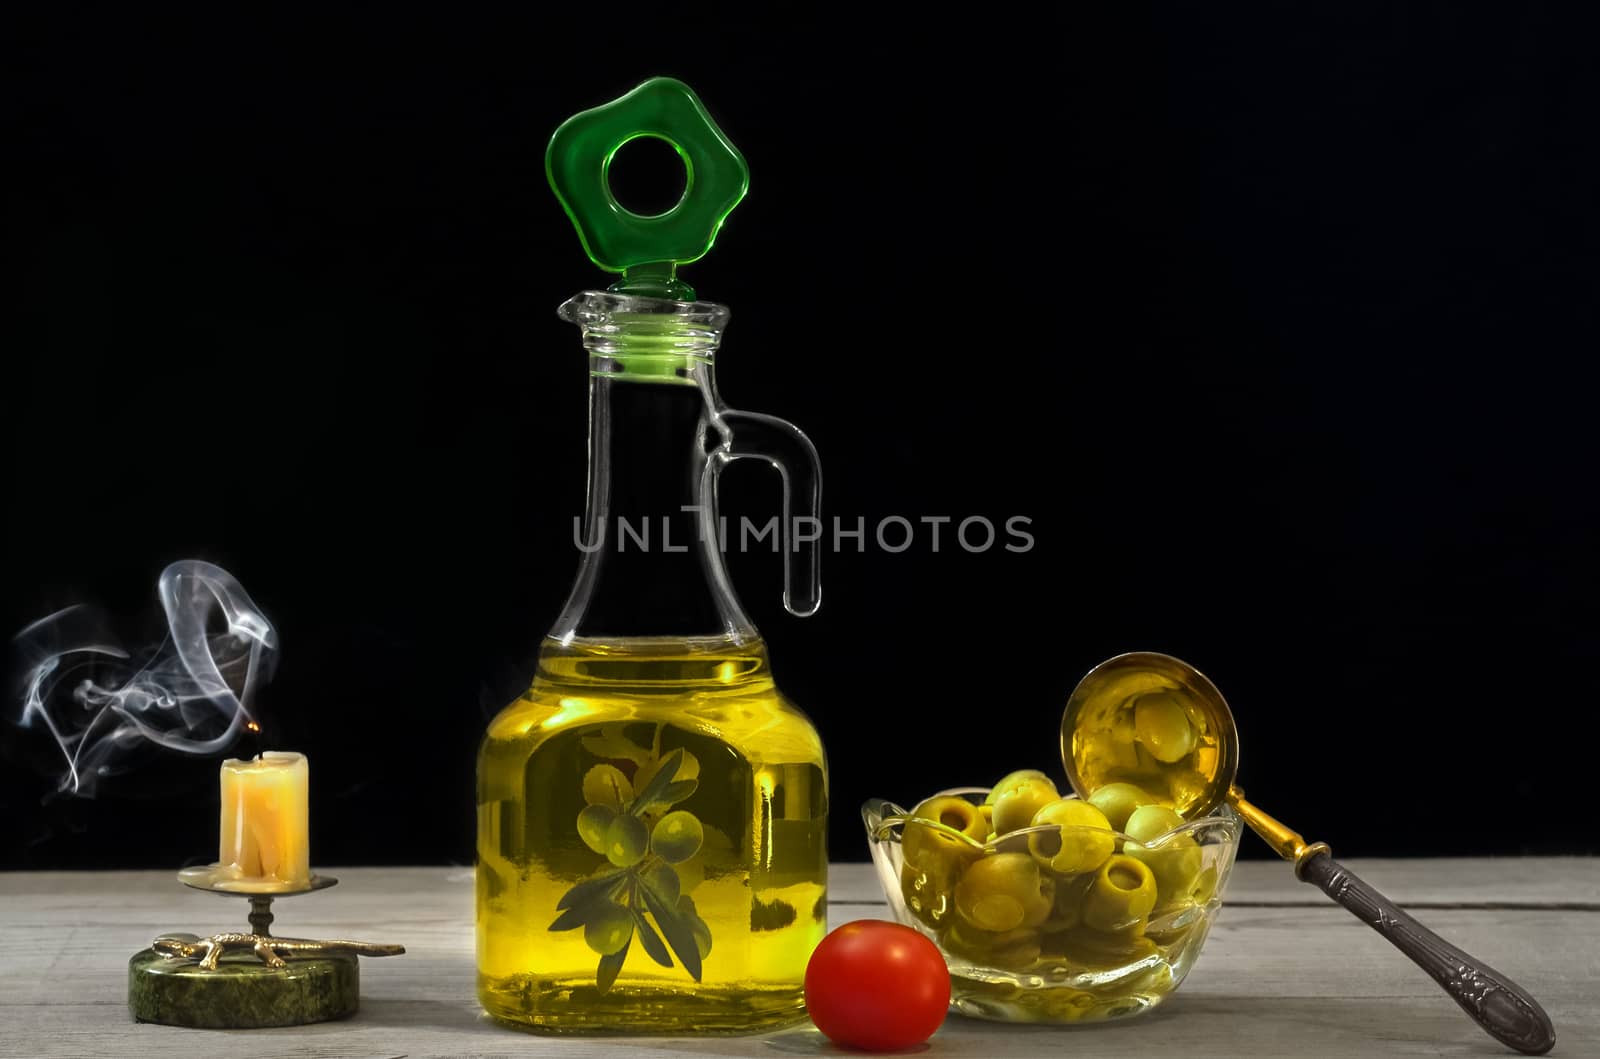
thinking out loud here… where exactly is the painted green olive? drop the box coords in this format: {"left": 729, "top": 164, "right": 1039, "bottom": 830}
{"left": 1087, "top": 782, "right": 1159, "bottom": 832}
{"left": 983, "top": 769, "right": 1053, "bottom": 805}
{"left": 576, "top": 803, "right": 616, "bottom": 855}
{"left": 581, "top": 764, "right": 633, "bottom": 810}
{"left": 1133, "top": 691, "right": 1196, "bottom": 763}
{"left": 954, "top": 852, "right": 1052, "bottom": 933}
{"left": 603, "top": 812, "right": 650, "bottom": 868}
{"left": 672, "top": 821, "right": 731, "bottom": 896}
{"left": 1081, "top": 854, "right": 1159, "bottom": 932}
{"left": 902, "top": 796, "right": 987, "bottom": 870}
{"left": 584, "top": 904, "right": 633, "bottom": 956}
{"left": 1123, "top": 805, "right": 1204, "bottom": 905}
{"left": 650, "top": 810, "right": 704, "bottom": 864}
{"left": 1027, "top": 798, "right": 1115, "bottom": 876}
{"left": 991, "top": 775, "right": 1061, "bottom": 836}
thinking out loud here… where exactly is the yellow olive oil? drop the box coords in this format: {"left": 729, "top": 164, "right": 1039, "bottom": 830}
{"left": 1066, "top": 672, "right": 1226, "bottom": 817}
{"left": 477, "top": 636, "right": 827, "bottom": 1034}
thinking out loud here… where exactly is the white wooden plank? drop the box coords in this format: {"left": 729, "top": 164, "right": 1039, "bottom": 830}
{"left": 0, "top": 907, "right": 1591, "bottom": 1058}
{"left": 1219, "top": 855, "right": 1600, "bottom": 907}
{"left": 3, "top": 858, "right": 1595, "bottom": 912}
{"left": 0, "top": 864, "right": 1594, "bottom": 1058}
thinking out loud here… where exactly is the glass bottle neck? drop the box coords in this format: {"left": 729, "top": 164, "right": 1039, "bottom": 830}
{"left": 549, "top": 366, "right": 756, "bottom": 644}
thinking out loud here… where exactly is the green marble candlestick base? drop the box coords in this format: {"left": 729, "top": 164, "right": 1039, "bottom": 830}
{"left": 129, "top": 942, "right": 359, "bottom": 1028}
{"left": 128, "top": 874, "right": 403, "bottom": 1029}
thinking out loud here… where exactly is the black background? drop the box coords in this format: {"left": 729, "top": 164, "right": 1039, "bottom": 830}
{"left": 4, "top": 5, "right": 1597, "bottom": 870}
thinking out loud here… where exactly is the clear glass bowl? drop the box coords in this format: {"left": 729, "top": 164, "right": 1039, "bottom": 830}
{"left": 863, "top": 788, "right": 1241, "bottom": 1024}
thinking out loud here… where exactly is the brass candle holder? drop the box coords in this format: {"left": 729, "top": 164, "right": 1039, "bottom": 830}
{"left": 128, "top": 870, "right": 405, "bottom": 1029}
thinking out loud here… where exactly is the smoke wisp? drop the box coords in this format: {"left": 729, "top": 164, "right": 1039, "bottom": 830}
{"left": 13, "top": 560, "right": 278, "bottom": 797}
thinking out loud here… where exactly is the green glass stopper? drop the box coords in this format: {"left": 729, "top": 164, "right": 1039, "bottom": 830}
{"left": 546, "top": 77, "right": 749, "bottom": 300}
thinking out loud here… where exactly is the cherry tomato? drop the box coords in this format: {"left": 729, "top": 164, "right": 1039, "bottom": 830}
{"left": 805, "top": 920, "right": 949, "bottom": 1050}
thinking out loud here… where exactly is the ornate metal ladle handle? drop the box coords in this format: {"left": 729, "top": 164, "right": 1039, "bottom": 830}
{"left": 1062, "top": 655, "right": 1558, "bottom": 1056}
{"left": 1230, "top": 791, "right": 1555, "bottom": 1055}
{"left": 1298, "top": 851, "right": 1556, "bottom": 1055}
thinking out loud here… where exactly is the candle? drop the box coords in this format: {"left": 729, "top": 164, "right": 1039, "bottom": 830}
{"left": 215, "top": 751, "right": 311, "bottom": 891}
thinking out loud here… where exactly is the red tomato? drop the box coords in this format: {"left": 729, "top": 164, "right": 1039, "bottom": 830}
{"left": 805, "top": 920, "right": 950, "bottom": 1050}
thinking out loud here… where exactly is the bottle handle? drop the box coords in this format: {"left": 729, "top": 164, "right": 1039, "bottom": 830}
{"left": 710, "top": 409, "right": 822, "bottom": 617}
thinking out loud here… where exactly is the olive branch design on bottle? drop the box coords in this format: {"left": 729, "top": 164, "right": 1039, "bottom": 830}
{"left": 551, "top": 729, "right": 713, "bottom": 993}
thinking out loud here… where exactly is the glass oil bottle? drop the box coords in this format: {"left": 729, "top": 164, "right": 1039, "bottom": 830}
{"left": 476, "top": 77, "right": 828, "bottom": 1034}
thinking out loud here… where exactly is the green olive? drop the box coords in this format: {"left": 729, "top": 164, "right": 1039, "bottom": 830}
{"left": 1111, "top": 706, "right": 1139, "bottom": 744}
{"left": 1189, "top": 864, "right": 1220, "bottom": 904}
{"left": 984, "top": 769, "right": 1053, "bottom": 805}
{"left": 1081, "top": 854, "right": 1159, "bottom": 932}
{"left": 1048, "top": 923, "right": 1160, "bottom": 969}
{"left": 1134, "top": 691, "right": 1197, "bottom": 763}
{"left": 603, "top": 813, "right": 649, "bottom": 868}
{"left": 900, "top": 860, "right": 958, "bottom": 928}
{"left": 1123, "top": 804, "right": 1185, "bottom": 842}
{"left": 1020, "top": 872, "right": 1057, "bottom": 929}
{"left": 1087, "top": 782, "right": 1159, "bottom": 832}
{"left": 954, "top": 852, "right": 1050, "bottom": 933}
{"left": 1123, "top": 804, "right": 1204, "bottom": 905}
{"left": 650, "top": 810, "right": 704, "bottom": 864}
{"left": 583, "top": 904, "right": 633, "bottom": 956}
{"left": 992, "top": 776, "right": 1060, "bottom": 836}
{"left": 581, "top": 764, "right": 634, "bottom": 810}
{"left": 1046, "top": 871, "right": 1095, "bottom": 930}
{"left": 941, "top": 921, "right": 1042, "bottom": 969}
{"left": 1022, "top": 985, "right": 1100, "bottom": 1022}
{"left": 1145, "top": 916, "right": 1198, "bottom": 948}
{"left": 1129, "top": 961, "right": 1176, "bottom": 998}
{"left": 1165, "top": 767, "right": 1213, "bottom": 813}
{"left": 902, "top": 795, "right": 987, "bottom": 870}
{"left": 1027, "top": 798, "right": 1115, "bottom": 876}
{"left": 911, "top": 795, "right": 989, "bottom": 838}
{"left": 576, "top": 803, "right": 616, "bottom": 855}
{"left": 1097, "top": 718, "right": 1145, "bottom": 772}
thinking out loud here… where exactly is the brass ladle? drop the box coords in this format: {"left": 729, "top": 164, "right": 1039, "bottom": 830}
{"left": 1061, "top": 651, "right": 1555, "bottom": 1056}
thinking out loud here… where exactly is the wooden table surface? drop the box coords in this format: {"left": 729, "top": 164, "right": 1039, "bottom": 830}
{"left": 1, "top": 859, "right": 1595, "bottom": 1058}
